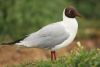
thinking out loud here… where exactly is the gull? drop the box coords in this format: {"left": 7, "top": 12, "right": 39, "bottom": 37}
{"left": 2, "top": 6, "right": 81, "bottom": 61}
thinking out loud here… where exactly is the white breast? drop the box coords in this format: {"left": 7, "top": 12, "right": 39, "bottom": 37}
{"left": 51, "top": 18, "right": 78, "bottom": 50}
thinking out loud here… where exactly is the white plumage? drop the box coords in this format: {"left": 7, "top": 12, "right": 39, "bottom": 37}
{"left": 16, "top": 8, "right": 78, "bottom": 51}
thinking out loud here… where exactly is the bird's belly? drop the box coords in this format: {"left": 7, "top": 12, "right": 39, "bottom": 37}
{"left": 51, "top": 32, "right": 77, "bottom": 51}
{"left": 36, "top": 33, "right": 69, "bottom": 49}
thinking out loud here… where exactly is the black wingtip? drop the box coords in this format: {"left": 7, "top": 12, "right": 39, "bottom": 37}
{"left": 1, "top": 42, "right": 15, "bottom": 45}
{"left": 1, "top": 35, "right": 27, "bottom": 45}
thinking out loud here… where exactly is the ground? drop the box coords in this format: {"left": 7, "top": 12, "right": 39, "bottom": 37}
{"left": 0, "top": 39, "right": 100, "bottom": 67}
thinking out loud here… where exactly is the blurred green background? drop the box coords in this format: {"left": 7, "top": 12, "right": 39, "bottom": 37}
{"left": 0, "top": 0, "right": 100, "bottom": 43}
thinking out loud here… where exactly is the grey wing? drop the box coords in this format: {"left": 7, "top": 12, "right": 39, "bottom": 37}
{"left": 22, "top": 23, "right": 70, "bottom": 49}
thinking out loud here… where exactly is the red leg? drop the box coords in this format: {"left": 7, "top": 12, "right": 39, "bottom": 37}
{"left": 53, "top": 51, "right": 56, "bottom": 60}
{"left": 51, "top": 51, "right": 53, "bottom": 61}
{"left": 51, "top": 51, "right": 56, "bottom": 61}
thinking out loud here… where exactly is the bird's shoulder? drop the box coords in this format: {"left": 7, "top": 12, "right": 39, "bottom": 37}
{"left": 37, "top": 21, "right": 69, "bottom": 37}
{"left": 39, "top": 21, "right": 63, "bottom": 31}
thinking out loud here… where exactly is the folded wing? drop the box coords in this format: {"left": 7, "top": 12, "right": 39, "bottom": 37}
{"left": 16, "top": 22, "right": 70, "bottom": 49}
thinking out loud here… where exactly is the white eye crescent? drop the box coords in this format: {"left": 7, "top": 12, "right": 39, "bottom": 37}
{"left": 68, "top": 9, "right": 71, "bottom": 14}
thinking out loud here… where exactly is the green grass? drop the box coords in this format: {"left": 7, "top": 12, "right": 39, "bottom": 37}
{"left": 1, "top": 18, "right": 100, "bottom": 43}
{"left": 0, "top": 0, "right": 100, "bottom": 42}
{"left": 6, "top": 46, "right": 100, "bottom": 67}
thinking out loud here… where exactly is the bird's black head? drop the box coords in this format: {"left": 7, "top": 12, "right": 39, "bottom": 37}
{"left": 65, "top": 6, "right": 81, "bottom": 18}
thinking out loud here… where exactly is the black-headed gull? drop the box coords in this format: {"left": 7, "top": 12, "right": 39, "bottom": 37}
{"left": 2, "top": 6, "right": 81, "bottom": 61}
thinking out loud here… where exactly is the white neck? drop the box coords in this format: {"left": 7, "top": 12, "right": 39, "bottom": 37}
{"left": 61, "top": 9, "right": 78, "bottom": 34}
{"left": 63, "top": 16, "right": 76, "bottom": 22}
